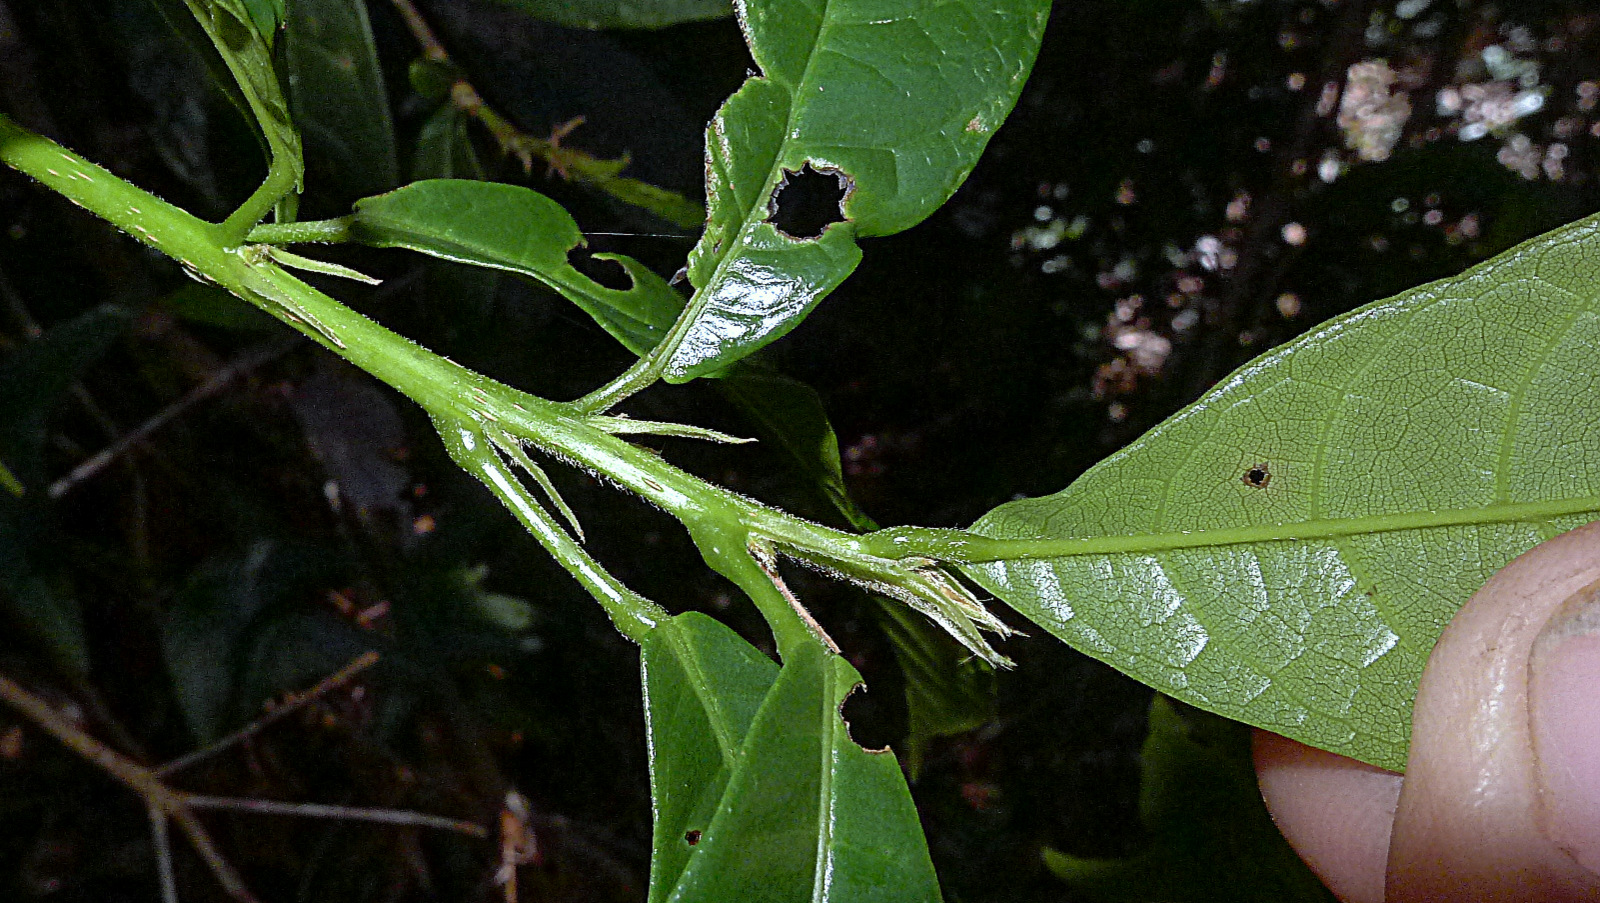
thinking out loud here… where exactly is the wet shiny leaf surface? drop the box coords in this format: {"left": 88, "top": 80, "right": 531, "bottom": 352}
{"left": 664, "top": 0, "right": 1050, "bottom": 380}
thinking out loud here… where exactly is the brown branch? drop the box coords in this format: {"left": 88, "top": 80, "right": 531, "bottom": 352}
{"left": 157, "top": 649, "right": 379, "bottom": 776}
{"left": 0, "top": 668, "right": 488, "bottom": 903}
{"left": 187, "top": 795, "right": 484, "bottom": 836}
{"left": 385, "top": 0, "right": 703, "bottom": 228}
{"left": 49, "top": 338, "right": 298, "bottom": 500}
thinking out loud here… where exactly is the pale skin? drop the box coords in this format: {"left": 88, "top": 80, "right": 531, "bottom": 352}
{"left": 1254, "top": 520, "right": 1600, "bottom": 902}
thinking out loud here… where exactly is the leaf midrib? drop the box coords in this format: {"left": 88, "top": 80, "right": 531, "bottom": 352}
{"left": 672, "top": 0, "right": 840, "bottom": 364}
{"left": 967, "top": 494, "right": 1600, "bottom": 562}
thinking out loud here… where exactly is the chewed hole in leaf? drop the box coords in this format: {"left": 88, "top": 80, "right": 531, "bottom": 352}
{"left": 838, "top": 683, "right": 892, "bottom": 754}
{"left": 683, "top": 829, "right": 702, "bottom": 846}
{"left": 766, "top": 163, "right": 851, "bottom": 240}
{"left": 567, "top": 248, "right": 633, "bottom": 291}
{"left": 1241, "top": 462, "right": 1271, "bottom": 488}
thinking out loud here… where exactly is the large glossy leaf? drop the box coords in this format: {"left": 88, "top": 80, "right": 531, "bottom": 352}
{"left": 489, "top": 0, "right": 732, "bottom": 29}
{"left": 659, "top": 0, "right": 1051, "bottom": 381}
{"left": 641, "top": 613, "right": 939, "bottom": 903}
{"left": 1043, "top": 696, "right": 1334, "bottom": 903}
{"left": 964, "top": 213, "right": 1600, "bottom": 771}
{"left": 641, "top": 612, "right": 778, "bottom": 902}
{"left": 350, "top": 180, "right": 683, "bottom": 354}
{"left": 283, "top": 0, "right": 396, "bottom": 200}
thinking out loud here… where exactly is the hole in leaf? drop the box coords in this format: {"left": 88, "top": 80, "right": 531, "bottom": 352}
{"left": 766, "top": 163, "right": 851, "bottom": 240}
{"left": 567, "top": 248, "right": 633, "bottom": 291}
{"left": 684, "top": 829, "right": 702, "bottom": 846}
{"left": 1241, "top": 462, "right": 1271, "bottom": 488}
{"left": 839, "top": 683, "right": 893, "bottom": 754}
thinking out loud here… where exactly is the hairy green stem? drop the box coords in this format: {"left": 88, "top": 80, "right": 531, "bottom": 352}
{"left": 575, "top": 352, "right": 660, "bottom": 413}
{"left": 0, "top": 114, "right": 969, "bottom": 658}
{"left": 248, "top": 216, "right": 355, "bottom": 245}
{"left": 220, "top": 162, "right": 298, "bottom": 244}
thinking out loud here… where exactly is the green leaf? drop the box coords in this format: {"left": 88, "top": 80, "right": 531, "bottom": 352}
{"left": 239, "top": 0, "right": 286, "bottom": 41}
{"left": 641, "top": 612, "right": 779, "bottom": 901}
{"left": 161, "top": 540, "right": 349, "bottom": 741}
{"left": 873, "top": 603, "right": 993, "bottom": 777}
{"left": 1043, "top": 696, "right": 1335, "bottom": 903}
{"left": 181, "top": 0, "right": 304, "bottom": 189}
{"left": 720, "top": 363, "right": 872, "bottom": 530}
{"left": 0, "top": 305, "right": 131, "bottom": 489}
{"left": 488, "top": 0, "right": 732, "bottom": 29}
{"left": 962, "top": 212, "right": 1600, "bottom": 771}
{"left": 657, "top": 0, "right": 1050, "bottom": 381}
{"left": 0, "top": 461, "right": 21, "bottom": 497}
{"left": 642, "top": 614, "right": 940, "bottom": 903}
{"left": 589, "top": 175, "right": 706, "bottom": 232}
{"left": 283, "top": 0, "right": 397, "bottom": 200}
{"left": 0, "top": 306, "right": 130, "bottom": 679}
{"left": 412, "top": 104, "right": 486, "bottom": 182}
{"left": 350, "top": 180, "right": 683, "bottom": 355}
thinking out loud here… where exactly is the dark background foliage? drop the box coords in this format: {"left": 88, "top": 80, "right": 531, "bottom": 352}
{"left": 1, "top": 0, "right": 1598, "bottom": 900}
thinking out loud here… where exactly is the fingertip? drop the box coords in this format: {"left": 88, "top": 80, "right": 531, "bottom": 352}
{"left": 1253, "top": 729, "right": 1400, "bottom": 903}
{"left": 1386, "top": 520, "right": 1600, "bottom": 902}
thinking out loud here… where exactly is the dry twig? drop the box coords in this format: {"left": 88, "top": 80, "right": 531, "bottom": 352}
{"left": 0, "top": 657, "right": 486, "bottom": 903}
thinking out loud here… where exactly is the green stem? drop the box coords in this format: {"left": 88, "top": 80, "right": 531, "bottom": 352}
{"left": 437, "top": 418, "right": 665, "bottom": 643}
{"left": 247, "top": 217, "right": 354, "bottom": 245}
{"left": 219, "top": 161, "right": 298, "bottom": 245}
{"left": 575, "top": 354, "right": 661, "bottom": 413}
{"left": 0, "top": 115, "right": 931, "bottom": 654}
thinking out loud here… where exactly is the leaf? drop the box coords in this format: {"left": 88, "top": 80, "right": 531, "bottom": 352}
{"left": 962, "top": 212, "right": 1600, "bottom": 771}
{"left": 412, "top": 104, "right": 485, "bottom": 182}
{"left": 587, "top": 174, "right": 706, "bottom": 231}
{"left": 641, "top": 612, "right": 778, "bottom": 901}
{"left": 181, "top": 0, "right": 304, "bottom": 188}
{"left": 642, "top": 613, "right": 940, "bottom": 903}
{"left": 161, "top": 540, "right": 349, "bottom": 741}
{"left": 239, "top": 0, "right": 285, "bottom": 41}
{"left": 488, "top": 0, "right": 732, "bottom": 29}
{"left": 1042, "top": 696, "right": 1335, "bottom": 903}
{"left": 720, "top": 363, "right": 872, "bottom": 530}
{"left": 350, "top": 180, "right": 683, "bottom": 355}
{"left": 0, "top": 306, "right": 130, "bottom": 678}
{"left": 658, "top": 0, "right": 1051, "bottom": 381}
{"left": 283, "top": 0, "right": 397, "bottom": 200}
{"left": 873, "top": 603, "right": 993, "bottom": 777}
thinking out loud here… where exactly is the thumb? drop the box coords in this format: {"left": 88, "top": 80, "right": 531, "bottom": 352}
{"left": 1386, "top": 519, "right": 1600, "bottom": 902}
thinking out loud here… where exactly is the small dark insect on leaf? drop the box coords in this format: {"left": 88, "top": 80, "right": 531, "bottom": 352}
{"left": 684, "top": 829, "right": 702, "bottom": 846}
{"left": 1241, "top": 463, "right": 1271, "bottom": 488}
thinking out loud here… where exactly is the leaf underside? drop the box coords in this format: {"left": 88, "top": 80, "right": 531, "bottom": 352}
{"left": 966, "top": 213, "right": 1600, "bottom": 771}
{"left": 666, "top": 0, "right": 1051, "bottom": 381}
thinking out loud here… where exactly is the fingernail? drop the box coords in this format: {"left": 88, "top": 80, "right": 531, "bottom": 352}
{"left": 1529, "top": 580, "right": 1600, "bottom": 876}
